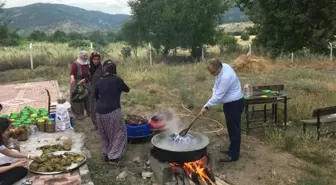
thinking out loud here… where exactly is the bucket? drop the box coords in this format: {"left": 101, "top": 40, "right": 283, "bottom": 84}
{"left": 126, "top": 123, "right": 151, "bottom": 137}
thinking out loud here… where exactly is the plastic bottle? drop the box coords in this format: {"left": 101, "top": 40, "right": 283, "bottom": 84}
{"left": 243, "top": 84, "right": 253, "bottom": 97}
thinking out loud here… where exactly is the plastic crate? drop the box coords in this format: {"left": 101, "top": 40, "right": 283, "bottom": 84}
{"left": 126, "top": 123, "right": 151, "bottom": 137}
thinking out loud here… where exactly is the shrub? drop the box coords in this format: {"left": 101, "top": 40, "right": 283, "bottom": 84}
{"left": 121, "top": 46, "right": 132, "bottom": 58}
{"left": 241, "top": 32, "right": 250, "bottom": 41}
{"left": 217, "top": 35, "right": 238, "bottom": 53}
{"left": 68, "top": 40, "right": 91, "bottom": 48}
{"left": 0, "top": 38, "right": 20, "bottom": 46}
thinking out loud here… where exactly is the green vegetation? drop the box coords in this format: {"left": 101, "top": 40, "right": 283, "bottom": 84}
{"left": 128, "top": 0, "right": 230, "bottom": 58}
{"left": 0, "top": 1, "right": 336, "bottom": 185}
{"left": 237, "top": 0, "right": 336, "bottom": 57}
{"left": 240, "top": 32, "right": 250, "bottom": 41}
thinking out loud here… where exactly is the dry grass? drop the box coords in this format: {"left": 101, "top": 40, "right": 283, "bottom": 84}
{"left": 218, "top": 22, "right": 255, "bottom": 33}
{"left": 0, "top": 42, "right": 336, "bottom": 185}
{"left": 232, "top": 54, "right": 272, "bottom": 73}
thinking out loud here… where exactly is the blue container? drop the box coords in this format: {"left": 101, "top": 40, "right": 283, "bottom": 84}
{"left": 126, "top": 123, "right": 151, "bottom": 137}
{"left": 49, "top": 114, "right": 56, "bottom": 119}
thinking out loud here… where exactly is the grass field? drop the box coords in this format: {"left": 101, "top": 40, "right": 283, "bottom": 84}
{"left": 0, "top": 42, "right": 336, "bottom": 185}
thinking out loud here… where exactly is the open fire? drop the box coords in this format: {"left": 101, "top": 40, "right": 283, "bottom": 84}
{"left": 169, "top": 155, "right": 216, "bottom": 185}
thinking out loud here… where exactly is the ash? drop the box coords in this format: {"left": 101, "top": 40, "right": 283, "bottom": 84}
{"left": 171, "top": 133, "right": 195, "bottom": 145}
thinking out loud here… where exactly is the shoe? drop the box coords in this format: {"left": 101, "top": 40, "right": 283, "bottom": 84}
{"left": 76, "top": 116, "right": 84, "bottom": 120}
{"left": 108, "top": 158, "right": 121, "bottom": 166}
{"left": 102, "top": 154, "right": 108, "bottom": 162}
{"left": 220, "top": 149, "right": 230, "bottom": 155}
{"left": 218, "top": 155, "right": 238, "bottom": 162}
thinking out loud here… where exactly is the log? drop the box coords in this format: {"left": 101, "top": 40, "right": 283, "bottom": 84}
{"left": 187, "top": 175, "right": 230, "bottom": 185}
{"left": 215, "top": 177, "right": 231, "bottom": 185}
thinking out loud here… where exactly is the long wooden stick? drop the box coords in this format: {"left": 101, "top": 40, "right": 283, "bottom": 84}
{"left": 188, "top": 176, "right": 230, "bottom": 185}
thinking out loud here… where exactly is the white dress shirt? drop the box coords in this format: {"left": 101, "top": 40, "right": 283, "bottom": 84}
{"left": 205, "top": 63, "right": 243, "bottom": 108}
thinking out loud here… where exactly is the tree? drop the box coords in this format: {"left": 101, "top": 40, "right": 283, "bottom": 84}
{"left": 119, "top": 19, "right": 142, "bottom": 59}
{"left": 0, "top": 2, "right": 20, "bottom": 46}
{"left": 217, "top": 34, "right": 238, "bottom": 53}
{"left": 106, "top": 31, "right": 117, "bottom": 42}
{"left": 51, "top": 30, "right": 68, "bottom": 42}
{"left": 128, "top": 0, "right": 229, "bottom": 58}
{"left": 29, "top": 30, "right": 47, "bottom": 41}
{"left": 236, "top": 0, "right": 336, "bottom": 57}
{"left": 89, "top": 31, "right": 107, "bottom": 46}
{"left": 240, "top": 32, "right": 250, "bottom": 41}
{"left": 68, "top": 32, "right": 83, "bottom": 40}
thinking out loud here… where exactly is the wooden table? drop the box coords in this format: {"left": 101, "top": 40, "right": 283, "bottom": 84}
{"left": 243, "top": 92, "right": 289, "bottom": 134}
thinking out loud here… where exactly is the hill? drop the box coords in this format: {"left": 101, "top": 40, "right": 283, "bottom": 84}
{"left": 221, "top": 7, "right": 249, "bottom": 23}
{"left": 2, "top": 3, "right": 129, "bottom": 35}
{"left": 2, "top": 3, "right": 247, "bottom": 36}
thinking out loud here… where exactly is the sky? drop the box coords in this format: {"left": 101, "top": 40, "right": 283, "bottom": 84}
{"left": 3, "top": 0, "right": 131, "bottom": 14}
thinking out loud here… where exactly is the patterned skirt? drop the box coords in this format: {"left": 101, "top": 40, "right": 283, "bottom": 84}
{"left": 96, "top": 109, "right": 127, "bottom": 160}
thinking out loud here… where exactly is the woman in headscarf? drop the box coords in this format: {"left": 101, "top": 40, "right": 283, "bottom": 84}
{"left": 95, "top": 60, "right": 130, "bottom": 165}
{"left": 70, "top": 51, "right": 90, "bottom": 120}
{"left": 79, "top": 52, "right": 103, "bottom": 130}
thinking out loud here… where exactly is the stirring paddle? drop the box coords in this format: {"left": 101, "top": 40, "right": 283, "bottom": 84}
{"left": 178, "top": 113, "right": 203, "bottom": 137}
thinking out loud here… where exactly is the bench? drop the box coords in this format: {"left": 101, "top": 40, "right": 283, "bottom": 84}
{"left": 300, "top": 106, "right": 336, "bottom": 139}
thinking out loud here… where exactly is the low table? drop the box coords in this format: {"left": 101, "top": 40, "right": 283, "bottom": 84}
{"left": 243, "top": 91, "right": 289, "bottom": 134}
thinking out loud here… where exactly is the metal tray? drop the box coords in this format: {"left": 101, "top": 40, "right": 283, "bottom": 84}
{"left": 28, "top": 151, "right": 87, "bottom": 175}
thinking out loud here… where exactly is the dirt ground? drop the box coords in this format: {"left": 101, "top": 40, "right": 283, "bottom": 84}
{"left": 75, "top": 110, "right": 310, "bottom": 185}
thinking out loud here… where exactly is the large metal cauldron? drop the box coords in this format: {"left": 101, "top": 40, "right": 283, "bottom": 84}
{"left": 151, "top": 131, "right": 209, "bottom": 163}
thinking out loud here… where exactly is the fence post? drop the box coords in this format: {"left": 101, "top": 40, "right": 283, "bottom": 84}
{"left": 247, "top": 41, "right": 252, "bottom": 56}
{"left": 30, "top": 43, "right": 33, "bottom": 70}
{"left": 291, "top": 52, "right": 294, "bottom": 62}
{"left": 149, "top": 43, "right": 153, "bottom": 66}
{"left": 329, "top": 42, "right": 333, "bottom": 61}
{"left": 201, "top": 46, "right": 205, "bottom": 61}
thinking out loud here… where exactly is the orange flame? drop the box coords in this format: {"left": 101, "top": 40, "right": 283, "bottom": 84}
{"left": 169, "top": 156, "right": 216, "bottom": 185}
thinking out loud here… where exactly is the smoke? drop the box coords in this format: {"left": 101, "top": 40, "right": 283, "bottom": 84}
{"left": 150, "top": 108, "right": 184, "bottom": 134}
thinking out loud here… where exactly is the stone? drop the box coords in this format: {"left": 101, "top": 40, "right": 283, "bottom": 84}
{"left": 133, "top": 156, "right": 141, "bottom": 164}
{"left": 149, "top": 155, "right": 173, "bottom": 184}
{"left": 142, "top": 172, "right": 153, "bottom": 179}
{"left": 117, "top": 171, "right": 128, "bottom": 180}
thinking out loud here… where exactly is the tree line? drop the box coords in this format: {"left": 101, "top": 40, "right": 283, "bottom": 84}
{"left": 1, "top": 0, "right": 335, "bottom": 59}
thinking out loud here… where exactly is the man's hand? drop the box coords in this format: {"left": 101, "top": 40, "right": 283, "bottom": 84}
{"left": 200, "top": 106, "right": 208, "bottom": 115}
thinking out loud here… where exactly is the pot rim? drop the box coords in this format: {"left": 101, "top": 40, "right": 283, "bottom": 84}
{"left": 151, "top": 131, "right": 209, "bottom": 152}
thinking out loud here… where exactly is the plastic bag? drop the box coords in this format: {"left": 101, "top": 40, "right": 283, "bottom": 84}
{"left": 55, "top": 102, "right": 73, "bottom": 131}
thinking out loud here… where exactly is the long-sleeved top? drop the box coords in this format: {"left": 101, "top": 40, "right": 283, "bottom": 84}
{"left": 70, "top": 63, "right": 89, "bottom": 80}
{"left": 95, "top": 75, "right": 130, "bottom": 114}
{"left": 205, "top": 63, "right": 243, "bottom": 108}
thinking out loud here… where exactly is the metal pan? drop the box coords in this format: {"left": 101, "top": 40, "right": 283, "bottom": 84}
{"left": 151, "top": 131, "right": 209, "bottom": 163}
